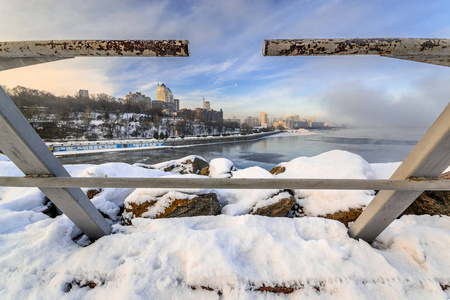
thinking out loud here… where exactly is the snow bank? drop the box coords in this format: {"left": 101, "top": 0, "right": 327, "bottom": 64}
{"left": 0, "top": 214, "right": 448, "bottom": 299}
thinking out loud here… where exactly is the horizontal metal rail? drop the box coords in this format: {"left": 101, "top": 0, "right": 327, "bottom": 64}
{"left": 0, "top": 177, "right": 448, "bottom": 190}
{"left": 263, "top": 38, "right": 450, "bottom": 67}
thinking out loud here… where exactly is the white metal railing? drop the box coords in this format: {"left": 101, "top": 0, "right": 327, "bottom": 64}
{"left": 0, "top": 39, "right": 449, "bottom": 243}
{"left": 0, "top": 177, "right": 448, "bottom": 191}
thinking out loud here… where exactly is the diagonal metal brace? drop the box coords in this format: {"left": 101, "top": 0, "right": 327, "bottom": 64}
{"left": 0, "top": 87, "right": 111, "bottom": 239}
{"left": 349, "top": 103, "right": 450, "bottom": 242}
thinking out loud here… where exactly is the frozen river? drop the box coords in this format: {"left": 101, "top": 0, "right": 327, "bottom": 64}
{"left": 58, "top": 127, "right": 427, "bottom": 170}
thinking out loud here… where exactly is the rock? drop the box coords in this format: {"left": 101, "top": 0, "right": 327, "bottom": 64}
{"left": 122, "top": 192, "right": 221, "bottom": 224}
{"left": 86, "top": 188, "right": 102, "bottom": 199}
{"left": 41, "top": 197, "right": 61, "bottom": 218}
{"left": 401, "top": 171, "right": 450, "bottom": 217}
{"left": 322, "top": 208, "right": 363, "bottom": 227}
{"left": 189, "top": 157, "right": 210, "bottom": 174}
{"left": 401, "top": 191, "right": 450, "bottom": 216}
{"left": 200, "top": 166, "right": 209, "bottom": 176}
{"left": 254, "top": 285, "right": 295, "bottom": 294}
{"left": 286, "top": 199, "right": 363, "bottom": 226}
{"left": 286, "top": 203, "right": 304, "bottom": 218}
{"left": 269, "top": 165, "right": 285, "bottom": 175}
{"left": 252, "top": 192, "right": 296, "bottom": 217}
{"left": 440, "top": 171, "right": 450, "bottom": 180}
{"left": 155, "top": 156, "right": 209, "bottom": 174}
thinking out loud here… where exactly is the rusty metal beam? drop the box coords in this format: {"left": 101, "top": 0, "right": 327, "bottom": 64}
{"left": 0, "top": 40, "right": 189, "bottom": 71}
{"left": 263, "top": 38, "right": 450, "bottom": 67}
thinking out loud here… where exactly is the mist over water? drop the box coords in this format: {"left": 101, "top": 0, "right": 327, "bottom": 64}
{"left": 58, "top": 127, "right": 427, "bottom": 171}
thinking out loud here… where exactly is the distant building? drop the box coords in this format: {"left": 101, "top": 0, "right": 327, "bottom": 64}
{"left": 157, "top": 83, "right": 174, "bottom": 103}
{"left": 243, "top": 116, "right": 260, "bottom": 128}
{"left": 287, "top": 115, "right": 300, "bottom": 122}
{"left": 79, "top": 89, "right": 89, "bottom": 98}
{"left": 196, "top": 108, "right": 223, "bottom": 122}
{"left": 260, "top": 112, "right": 268, "bottom": 127}
{"left": 174, "top": 108, "right": 194, "bottom": 119}
{"left": 202, "top": 97, "right": 211, "bottom": 110}
{"left": 152, "top": 83, "right": 177, "bottom": 115}
{"left": 125, "top": 92, "right": 151, "bottom": 108}
{"left": 224, "top": 117, "right": 241, "bottom": 126}
{"left": 192, "top": 98, "right": 223, "bottom": 122}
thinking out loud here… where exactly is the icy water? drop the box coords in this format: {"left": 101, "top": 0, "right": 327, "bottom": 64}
{"left": 58, "top": 127, "right": 427, "bottom": 171}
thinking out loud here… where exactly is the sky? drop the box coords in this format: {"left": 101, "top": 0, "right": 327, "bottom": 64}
{"left": 0, "top": 0, "right": 449, "bottom": 126}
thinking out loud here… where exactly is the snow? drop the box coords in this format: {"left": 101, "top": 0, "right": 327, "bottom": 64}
{"left": 208, "top": 158, "right": 236, "bottom": 178}
{"left": 252, "top": 191, "right": 293, "bottom": 210}
{"left": 371, "top": 162, "right": 402, "bottom": 179}
{"left": 0, "top": 150, "right": 449, "bottom": 299}
{"left": 218, "top": 166, "right": 281, "bottom": 216}
{"left": 276, "top": 150, "right": 376, "bottom": 216}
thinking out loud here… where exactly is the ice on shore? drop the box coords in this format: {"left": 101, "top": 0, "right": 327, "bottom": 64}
{"left": 0, "top": 150, "right": 449, "bottom": 299}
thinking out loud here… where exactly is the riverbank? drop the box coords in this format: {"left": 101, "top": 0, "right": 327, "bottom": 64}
{"left": 52, "top": 131, "right": 280, "bottom": 156}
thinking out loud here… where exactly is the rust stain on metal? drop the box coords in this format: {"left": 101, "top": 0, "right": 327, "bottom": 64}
{"left": 0, "top": 40, "right": 189, "bottom": 58}
{"left": 263, "top": 38, "right": 450, "bottom": 67}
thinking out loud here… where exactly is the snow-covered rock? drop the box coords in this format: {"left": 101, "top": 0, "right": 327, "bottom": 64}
{"left": 277, "top": 150, "right": 376, "bottom": 217}
{"left": 216, "top": 166, "right": 283, "bottom": 216}
{"left": 251, "top": 191, "right": 296, "bottom": 217}
{"left": 138, "top": 155, "right": 209, "bottom": 175}
{"left": 207, "top": 158, "right": 236, "bottom": 178}
{"left": 122, "top": 191, "right": 220, "bottom": 224}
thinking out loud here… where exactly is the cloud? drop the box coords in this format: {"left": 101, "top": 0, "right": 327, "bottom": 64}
{"left": 0, "top": 0, "right": 449, "bottom": 122}
{"left": 318, "top": 79, "right": 449, "bottom": 127}
{"left": 0, "top": 58, "right": 117, "bottom": 96}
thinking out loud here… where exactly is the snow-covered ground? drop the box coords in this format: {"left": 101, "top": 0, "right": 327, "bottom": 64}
{"left": 0, "top": 151, "right": 449, "bottom": 299}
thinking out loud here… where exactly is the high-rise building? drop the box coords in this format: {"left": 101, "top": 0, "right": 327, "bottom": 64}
{"left": 202, "top": 97, "right": 210, "bottom": 110}
{"left": 79, "top": 89, "right": 89, "bottom": 98}
{"left": 157, "top": 83, "right": 174, "bottom": 103}
{"left": 260, "top": 112, "right": 268, "bottom": 127}
{"left": 174, "top": 99, "right": 180, "bottom": 111}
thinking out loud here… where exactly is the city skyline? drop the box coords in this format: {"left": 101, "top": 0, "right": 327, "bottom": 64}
{"left": 122, "top": 85, "right": 339, "bottom": 124}
{"left": 0, "top": 1, "right": 449, "bottom": 127}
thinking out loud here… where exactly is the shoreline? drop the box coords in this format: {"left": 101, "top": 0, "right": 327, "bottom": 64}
{"left": 52, "top": 131, "right": 280, "bottom": 157}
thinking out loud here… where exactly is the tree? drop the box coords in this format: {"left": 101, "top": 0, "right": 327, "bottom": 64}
{"left": 277, "top": 124, "right": 285, "bottom": 131}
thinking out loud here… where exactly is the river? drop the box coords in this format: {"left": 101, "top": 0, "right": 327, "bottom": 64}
{"left": 57, "top": 127, "right": 428, "bottom": 170}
